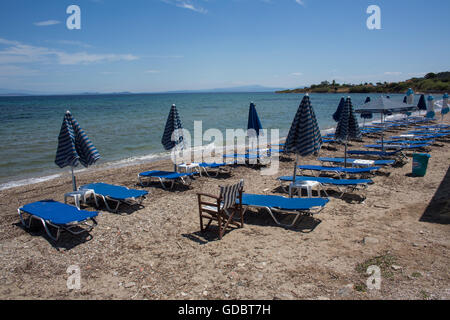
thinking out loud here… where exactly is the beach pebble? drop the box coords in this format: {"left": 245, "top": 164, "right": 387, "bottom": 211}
{"left": 124, "top": 282, "right": 136, "bottom": 288}
{"left": 391, "top": 265, "right": 402, "bottom": 271}
{"left": 363, "top": 237, "right": 379, "bottom": 245}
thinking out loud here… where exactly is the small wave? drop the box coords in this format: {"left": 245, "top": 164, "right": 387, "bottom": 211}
{"left": 0, "top": 174, "right": 61, "bottom": 191}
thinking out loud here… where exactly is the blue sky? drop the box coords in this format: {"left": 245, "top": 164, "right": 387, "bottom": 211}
{"left": 0, "top": 0, "right": 449, "bottom": 93}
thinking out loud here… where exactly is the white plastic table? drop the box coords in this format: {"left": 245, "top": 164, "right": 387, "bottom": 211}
{"left": 178, "top": 163, "right": 201, "bottom": 175}
{"left": 64, "top": 189, "right": 98, "bottom": 209}
{"left": 351, "top": 159, "right": 375, "bottom": 167}
{"left": 289, "top": 180, "right": 322, "bottom": 198}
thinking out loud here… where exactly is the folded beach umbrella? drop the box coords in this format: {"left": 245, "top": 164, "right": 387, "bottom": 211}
{"left": 441, "top": 93, "right": 449, "bottom": 123}
{"left": 360, "top": 97, "right": 373, "bottom": 127}
{"left": 247, "top": 102, "right": 263, "bottom": 137}
{"left": 426, "top": 95, "right": 435, "bottom": 119}
{"left": 335, "top": 97, "right": 362, "bottom": 167}
{"left": 332, "top": 97, "right": 345, "bottom": 122}
{"left": 284, "top": 94, "right": 322, "bottom": 184}
{"left": 55, "top": 111, "right": 100, "bottom": 191}
{"left": 417, "top": 94, "right": 427, "bottom": 114}
{"left": 406, "top": 88, "right": 414, "bottom": 105}
{"left": 161, "top": 104, "right": 185, "bottom": 170}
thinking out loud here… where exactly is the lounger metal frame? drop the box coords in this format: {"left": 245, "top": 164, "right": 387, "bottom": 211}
{"left": 241, "top": 202, "right": 325, "bottom": 228}
{"left": 138, "top": 174, "right": 192, "bottom": 190}
{"left": 18, "top": 207, "right": 97, "bottom": 241}
{"left": 79, "top": 185, "right": 147, "bottom": 213}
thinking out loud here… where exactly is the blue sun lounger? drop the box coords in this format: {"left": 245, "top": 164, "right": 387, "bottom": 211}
{"left": 375, "top": 140, "right": 434, "bottom": 145}
{"left": 347, "top": 149, "right": 407, "bottom": 159}
{"left": 18, "top": 200, "right": 98, "bottom": 241}
{"left": 390, "top": 134, "right": 447, "bottom": 140}
{"left": 138, "top": 170, "right": 194, "bottom": 190}
{"left": 364, "top": 143, "right": 431, "bottom": 150}
{"left": 198, "top": 162, "right": 231, "bottom": 177}
{"left": 297, "top": 165, "right": 381, "bottom": 177}
{"left": 278, "top": 176, "right": 373, "bottom": 200}
{"left": 319, "top": 157, "right": 395, "bottom": 166}
{"left": 80, "top": 183, "right": 148, "bottom": 212}
{"left": 237, "top": 193, "right": 329, "bottom": 227}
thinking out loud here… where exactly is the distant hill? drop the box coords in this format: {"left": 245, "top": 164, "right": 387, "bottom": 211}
{"left": 276, "top": 72, "right": 450, "bottom": 94}
{"left": 163, "top": 85, "right": 284, "bottom": 93}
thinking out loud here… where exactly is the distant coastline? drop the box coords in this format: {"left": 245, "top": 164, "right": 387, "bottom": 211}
{"left": 276, "top": 71, "right": 450, "bottom": 94}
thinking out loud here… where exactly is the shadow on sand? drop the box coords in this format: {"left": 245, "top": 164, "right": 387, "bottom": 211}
{"left": 419, "top": 165, "right": 450, "bottom": 224}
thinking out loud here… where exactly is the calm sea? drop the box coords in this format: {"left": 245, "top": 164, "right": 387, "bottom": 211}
{"left": 0, "top": 92, "right": 409, "bottom": 189}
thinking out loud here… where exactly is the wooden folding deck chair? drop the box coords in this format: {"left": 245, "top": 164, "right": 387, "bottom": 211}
{"left": 197, "top": 179, "right": 244, "bottom": 239}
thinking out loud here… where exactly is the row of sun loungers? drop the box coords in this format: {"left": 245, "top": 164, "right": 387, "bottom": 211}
{"left": 18, "top": 115, "right": 445, "bottom": 241}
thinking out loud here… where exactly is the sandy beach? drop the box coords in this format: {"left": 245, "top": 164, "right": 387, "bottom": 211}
{"left": 0, "top": 119, "right": 449, "bottom": 300}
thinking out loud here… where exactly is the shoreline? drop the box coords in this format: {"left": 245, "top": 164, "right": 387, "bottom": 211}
{"left": 0, "top": 99, "right": 445, "bottom": 192}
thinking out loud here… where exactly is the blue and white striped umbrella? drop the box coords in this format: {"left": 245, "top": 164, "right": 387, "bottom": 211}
{"left": 161, "top": 104, "right": 185, "bottom": 170}
{"left": 335, "top": 97, "right": 361, "bottom": 167}
{"left": 335, "top": 97, "right": 362, "bottom": 142}
{"left": 247, "top": 102, "right": 263, "bottom": 137}
{"left": 161, "top": 104, "right": 184, "bottom": 151}
{"left": 285, "top": 94, "right": 322, "bottom": 183}
{"left": 417, "top": 94, "right": 427, "bottom": 112}
{"left": 55, "top": 110, "right": 100, "bottom": 190}
{"left": 332, "top": 97, "right": 345, "bottom": 122}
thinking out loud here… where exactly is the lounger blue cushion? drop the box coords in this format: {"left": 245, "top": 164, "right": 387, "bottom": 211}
{"left": 376, "top": 140, "right": 433, "bottom": 144}
{"left": 81, "top": 183, "right": 148, "bottom": 200}
{"left": 138, "top": 170, "right": 193, "bottom": 179}
{"left": 239, "top": 194, "right": 329, "bottom": 211}
{"left": 297, "top": 165, "right": 380, "bottom": 173}
{"left": 347, "top": 150, "right": 401, "bottom": 156}
{"left": 318, "top": 157, "right": 394, "bottom": 166}
{"left": 364, "top": 144, "right": 430, "bottom": 149}
{"left": 278, "top": 176, "right": 373, "bottom": 185}
{"left": 223, "top": 154, "right": 262, "bottom": 159}
{"left": 20, "top": 200, "right": 98, "bottom": 225}
{"left": 198, "top": 162, "right": 227, "bottom": 168}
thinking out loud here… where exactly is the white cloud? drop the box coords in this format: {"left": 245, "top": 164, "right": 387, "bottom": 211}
{"left": 161, "top": 0, "right": 208, "bottom": 14}
{"left": 55, "top": 40, "right": 93, "bottom": 48}
{"left": 291, "top": 72, "right": 303, "bottom": 76}
{"left": 34, "top": 20, "right": 61, "bottom": 26}
{"left": 55, "top": 52, "right": 138, "bottom": 65}
{"left": 295, "top": 0, "right": 305, "bottom": 6}
{"left": 0, "top": 38, "right": 138, "bottom": 65}
{"left": 145, "top": 70, "right": 160, "bottom": 73}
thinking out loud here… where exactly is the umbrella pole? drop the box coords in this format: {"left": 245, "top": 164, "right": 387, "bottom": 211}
{"left": 71, "top": 166, "right": 77, "bottom": 191}
{"left": 293, "top": 154, "right": 299, "bottom": 184}
{"left": 381, "top": 113, "right": 385, "bottom": 152}
{"left": 344, "top": 141, "right": 348, "bottom": 168}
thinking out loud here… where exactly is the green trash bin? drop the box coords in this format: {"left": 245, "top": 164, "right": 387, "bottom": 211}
{"left": 412, "top": 153, "right": 430, "bottom": 177}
